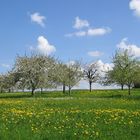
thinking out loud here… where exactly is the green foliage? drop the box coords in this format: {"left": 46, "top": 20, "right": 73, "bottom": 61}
{"left": 105, "top": 49, "right": 140, "bottom": 94}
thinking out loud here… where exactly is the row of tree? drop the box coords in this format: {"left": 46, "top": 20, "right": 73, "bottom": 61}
{"left": 0, "top": 49, "right": 140, "bottom": 95}
{"left": 0, "top": 55, "right": 83, "bottom": 95}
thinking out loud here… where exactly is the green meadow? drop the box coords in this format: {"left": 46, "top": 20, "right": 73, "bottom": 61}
{"left": 0, "top": 89, "right": 140, "bottom": 140}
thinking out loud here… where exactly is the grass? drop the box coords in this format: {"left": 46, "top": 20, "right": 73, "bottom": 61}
{"left": 0, "top": 89, "right": 140, "bottom": 139}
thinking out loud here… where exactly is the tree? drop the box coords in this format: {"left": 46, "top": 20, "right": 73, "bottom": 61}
{"left": 36, "top": 55, "right": 57, "bottom": 93}
{"left": 1, "top": 71, "right": 19, "bottom": 93}
{"left": 0, "top": 74, "right": 5, "bottom": 93}
{"left": 66, "top": 61, "right": 83, "bottom": 95}
{"left": 124, "top": 58, "right": 139, "bottom": 95}
{"left": 51, "top": 60, "right": 82, "bottom": 95}
{"left": 52, "top": 62, "right": 69, "bottom": 94}
{"left": 133, "top": 65, "right": 140, "bottom": 88}
{"left": 84, "top": 62, "right": 100, "bottom": 92}
{"left": 107, "top": 50, "right": 139, "bottom": 95}
{"left": 14, "top": 54, "right": 56, "bottom": 95}
{"left": 104, "top": 66, "right": 126, "bottom": 90}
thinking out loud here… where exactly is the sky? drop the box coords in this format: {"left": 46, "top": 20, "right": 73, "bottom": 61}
{"left": 0, "top": 0, "right": 140, "bottom": 78}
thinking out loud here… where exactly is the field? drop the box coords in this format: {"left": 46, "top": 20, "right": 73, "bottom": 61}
{"left": 0, "top": 89, "right": 140, "bottom": 140}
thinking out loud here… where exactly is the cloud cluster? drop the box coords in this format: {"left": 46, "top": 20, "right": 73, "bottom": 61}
{"left": 129, "top": 0, "right": 140, "bottom": 17}
{"left": 96, "top": 60, "right": 113, "bottom": 72}
{"left": 65, "top": 17, "right": 111, "bottom": 37}
{"left": 37, "top": 36, "right": 56, "bottom": 55}
{"left": 66, "top": 27, "right": 111, "bottom": 37}
{"left": 29, "top": 12, "right": 56, "bottom": 55}
{"left": 88, "top": 60, "right": 113, "bottom": 78}
{"left": 117, "top": 38, "right": 140, "bottom": 57}
{"left": 87, "top": 28, "right": 111, "bottom": 36}
{"left": 30, "top": 36, "right": 56, "bottom": 56}
{"left": 30, "top": 12, "right": 46, "bottom": 27}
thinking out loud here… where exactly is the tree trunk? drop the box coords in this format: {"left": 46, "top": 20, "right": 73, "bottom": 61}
{"left": 128, "top": 85, "right": 131, "bottom": 95}
{"left": 31, "top": 88, "right": 35, "bottom": 96}
{"left": 41, "top": 88, "right": 43, "bottom": 94}
{"left": 68, "top": 86, "right": 71, "bottom": 95}
{"left": 11, "top": 87, "right": 14, "bottom": 93}
{"left": 8, "top": 88, "right": 11, "bottom": 93}
{"left": 22, "top": 88, "right": 24, "bottom": 93}
{"left": 121, "top": 84, "right": 124, "bottom": 90}
{"left": 89, "top": 81, "right": 92, "bottom": 92}
{"left": 62, "top": 83, "right": 66, "bottom": 94}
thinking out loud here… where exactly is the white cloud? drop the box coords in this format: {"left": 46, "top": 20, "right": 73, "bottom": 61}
{"left": 1, "top": 64, "right": 10, "bottom": 68}
{"left": 66, "top": 16, "right": 111, "bottom": 37}
{"left": 65, "top": 27, "right": 111, "bottom": 37}
{"left": 87, "top": 27, "right": 111, "bottom": 36}
{"left": 29, "top": 36, "right": 56, "bottom": 55}
{"left": 88, "top": 51, "right": 104, "bottom": 57}
{"left": 37, "top": 36, "right": 56, "bottom": 55}
{"left": 65, "top": 31, "right": 86, "bottom": 37}
{"left": 117, "top": 38, "right": 140, "bottom": 57}
{"left": 89, "top": 60, "right": 113, "bottom": 73}
{"left": 87, "top": 60, "right": 113, "bottom": 79}
{"left": 30, "top": 12, "right": 46, "bottom": 27}
{"left": 73, "top": 17, "right": 89, "bottom": 29}
{"left": 75, "top": 31, "right": 87, "bottom": 37}
{"left": 96, "top": 60, "right": 113, "bottom": 72}
{"left": 129, "top": 0, "right": 140, "bottom": 17}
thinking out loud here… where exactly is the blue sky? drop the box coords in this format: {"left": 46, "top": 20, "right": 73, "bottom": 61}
{"left": 0, "top": 0, "right": 140, "bottom": 73}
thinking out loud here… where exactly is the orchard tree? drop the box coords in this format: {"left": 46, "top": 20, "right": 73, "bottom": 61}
{"left": 124, "top": 59, "right": 139, "bottom": 95}
{"left": 53, "top": 62, "right": 69, "bottom": 94}
{"left": 105, "top": 66, "right": 126, "bottom": 90}
{"left": 14, "top": 54, "right": 56, "bottom": 95}
{"left": 52, "top": 60, "right": 82, "bottom": 94}
{"left": 108, "top": 50, "right": 139, "bottom": 95}
{"left": 67, "top": 61, "right": 83, "bottom": 95}
{"left": 134, "top": 77, "right": 140, "bottom": 88}
{"left": 133, "top": 64, "right": 140, "bottom": 88}
{"left": 0, "top": 74, "right": 5, "bottom": 93}
{"left": 84, "top": 62, "right": 100, "bottom": 92}
{"left": 67, "top": 61, "right": 82, "bottom": 94}
{"left": 36, "top": 55, "right": 57, "bottom": 93}
{"left": 2, "top": 71, "right": 18, "bottom": 93}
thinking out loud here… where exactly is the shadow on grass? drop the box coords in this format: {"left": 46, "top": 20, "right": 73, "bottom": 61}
{"left": 0, "top": 93, "right": 32, "bottom": 99}
{"left": 0, "top": 90, "right": 140, "bottom": 100}
{"left": 94, "top": 94, "right": 140, "bottom": 100}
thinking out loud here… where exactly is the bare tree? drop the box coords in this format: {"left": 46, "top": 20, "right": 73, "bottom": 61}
{"left": 84, "top": 62, "right": 100, "bottom": 92}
